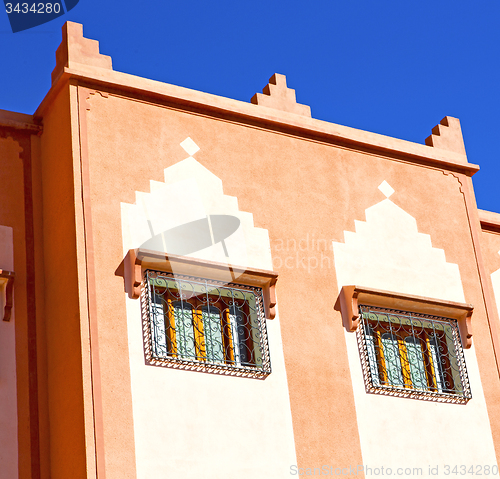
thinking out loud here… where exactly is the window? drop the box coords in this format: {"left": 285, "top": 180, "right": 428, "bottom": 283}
{"left": 334, "top": 285, "right": 474, "bottom": 403}
{"left": 145, "top": 269, "right": 271, "bottom": 377}
{"left": 359, "top": 305, "right": 471, "bottom": 402}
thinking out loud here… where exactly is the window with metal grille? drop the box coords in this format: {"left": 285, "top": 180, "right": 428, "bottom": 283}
{"left": 358, "top": 305, "right": 472, "bottom": 403}
{"left": 144, "top": 269, "right": 271, "bottom": 377}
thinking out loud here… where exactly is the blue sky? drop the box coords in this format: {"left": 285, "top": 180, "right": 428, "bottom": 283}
{"left": 1, "top": 1, "right": 499, "bottom": 213}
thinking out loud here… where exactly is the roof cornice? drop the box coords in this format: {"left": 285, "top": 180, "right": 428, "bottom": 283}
{"left": 0, "top": 109, "right": 42, "bottom": 133}
{"left": 36, "top": 65, "right": 478, "bottom": 177}
{"left": 33, "top": 22, "right": 479, "bottom": 177}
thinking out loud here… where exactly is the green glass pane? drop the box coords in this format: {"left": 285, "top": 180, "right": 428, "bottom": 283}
{"left": 364, "top": 325, "right": 380, "bottom": 386}
{"left": 150, "top": 289, "right": 167, "bottom": 358}
{"left": 202, "top": 309, "right": 224, "bottom": 362}
{"left": 405, "top": 337, "right": 427, "bottom": 390}
{"left": 429, "top": 336, "right": 445, "bottom": 392}
{"left": 174, "top": 304, "right": 196, "bottom": 359}
{"left": 381, "top": 334, "right": 403, "bottom": 387}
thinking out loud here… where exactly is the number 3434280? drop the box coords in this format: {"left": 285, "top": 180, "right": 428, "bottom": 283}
{"left": 5, "top": 3, "right": 61, "bottom": 14}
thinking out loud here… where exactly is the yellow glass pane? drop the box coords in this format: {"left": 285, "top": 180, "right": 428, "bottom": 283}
{"left": 398, "top": 339, "right": 412, "bottom": 388}
{"left": 374, "top": 330, "right": 388, "bottom": 384}
{"left": 425, "top": 337, "right": 438, "bottom": 390}
{"left": 223, "top": 309, "right": 235, "bottom": 364}
{"left": 166, "top": 299, "right": 178, "bottom": 357}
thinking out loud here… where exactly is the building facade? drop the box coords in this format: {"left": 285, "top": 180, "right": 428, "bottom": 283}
{"left": 1, "top": 21, "right": 500, "bottom": 479}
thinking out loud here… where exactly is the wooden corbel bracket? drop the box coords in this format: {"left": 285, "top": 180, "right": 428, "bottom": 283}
{"left": 334, "top": 285, "right": 474, "bottom": 349}
{"left": 122, "top": 249, "right": 142, "bottom": 300}
{"left": 0, "top": 270, "right": 15, "bottom": 322}
{"left": 263, "top": 277, "right": 277, "bottom": 320}
{"left": 116, "top": 248, "right": 278, "bottom": 319}
{"left": 334, "top": 285, "right": 360, "bottom": 332}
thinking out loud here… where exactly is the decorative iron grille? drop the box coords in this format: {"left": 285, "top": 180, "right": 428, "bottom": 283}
{"left": 358, "top": 305, "right": 472, "bottom": 403}
{"left": 143, "top": 269, "right": 271, "bottom": 378}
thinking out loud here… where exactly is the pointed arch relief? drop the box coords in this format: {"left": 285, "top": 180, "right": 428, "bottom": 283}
{"left": 332, "top": 181, "right": 466, "bottom": 304}
{"left": 120, "top": 137, "right": 274, "bottom": 288}
{"left": 333, "top": 184, "right": 500, "bottom": 479}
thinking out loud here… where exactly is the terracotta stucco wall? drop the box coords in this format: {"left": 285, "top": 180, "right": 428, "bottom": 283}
{"left": 37, "top": 85, "right": 90, "bottom": 479}
{"left": 0, "top": 111, "right": 51, "bottom": 479}
{"left": 77, "top": 86, "right": 500, "bottom": 476}
{"left": 480, "top": 225, "right": 500, "bottom": 361}
{"left": 0, "top": 136, "right": 23, "bottom": 479}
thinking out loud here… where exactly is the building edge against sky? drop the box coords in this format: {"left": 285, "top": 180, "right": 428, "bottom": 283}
{"left": 1, "top": 21, "right": 500, "bottom": 478}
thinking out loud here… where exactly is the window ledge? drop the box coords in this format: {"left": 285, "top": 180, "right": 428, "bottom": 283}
{"left": 334, "top": 285, "right": 473, "bottom": 349}
{"left": 0, "top": 270, "right": 15, "bottom": 322}
{"left": 116, "top": 248, "right": 278, "bottom": 319}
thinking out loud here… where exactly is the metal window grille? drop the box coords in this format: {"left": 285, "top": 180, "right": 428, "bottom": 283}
{"left": 358, "top": 305, "right": 472, "bottom": 403}
{"left": 143, "top": 269, "right": 271, "bottom": 378}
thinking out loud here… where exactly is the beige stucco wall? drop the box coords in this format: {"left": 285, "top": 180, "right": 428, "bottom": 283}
{"left": 492, "top": 268, "right": 500, "bottom": 318}
{"left": 121, "top": 150, "right": 297, "bottom": 478}
{"left": 489, "top": 226, "right": 500, "bottom": 319}
{"left": 0, "top": 225, "right": 18, "bottom": 479}
{"left": 333, "top": 187, "right": 498, "bottom": 478}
